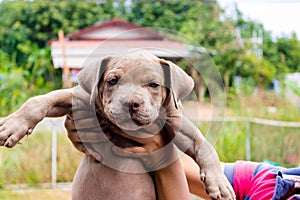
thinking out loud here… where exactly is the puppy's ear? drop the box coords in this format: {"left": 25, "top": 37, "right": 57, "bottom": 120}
{"left": 77, "top": 56, "right": 111, "bottom": 97}
{"left": 160, "top": 59, "right": 194, "bottom": 108}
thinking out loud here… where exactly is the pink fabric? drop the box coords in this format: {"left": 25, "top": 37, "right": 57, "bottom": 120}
{"left": 233, "top": 161, "right": 257, "bottom": 199}
{"left": 248, "top": 168, "right": 276, "bottom": 200}
{"left": 233, "top": 161, "right": 277, "bottom": 200}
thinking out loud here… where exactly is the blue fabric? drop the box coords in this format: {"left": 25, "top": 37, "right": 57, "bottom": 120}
{"left": 272, "top": 174, "right": 295, "bottom": 200}
{"left": 253, "top": 162, "right": 282, "bottom": 177}
{"left": 224, "top": 163, "right": 235, "bottom": 187}
{"left": 272, "top": 167, "right": 300, "bottom": 199}
{"left": 282, "top": 167, "right": 300, "bottom": 176}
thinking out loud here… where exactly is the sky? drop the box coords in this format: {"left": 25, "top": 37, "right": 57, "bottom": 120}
{"left": 218, "top": 0, "right": 300, "bottom": 38}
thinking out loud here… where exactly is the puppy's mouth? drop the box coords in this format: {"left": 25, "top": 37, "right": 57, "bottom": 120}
{"left": 130, "top": 111, "right": 152, "bottom": 124}
{"left": 126, "top": 113, "right": 152, "bottom": 127}
{"left": 110, "top": 112, "right": 154, "bottom": 131}
{"left": 132, "top": 118, "right": 145, "bottom": 126}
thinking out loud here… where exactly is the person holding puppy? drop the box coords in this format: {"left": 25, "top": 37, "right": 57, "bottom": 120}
{"left": 65, "top": 115, "right": 300, "bottom": 200}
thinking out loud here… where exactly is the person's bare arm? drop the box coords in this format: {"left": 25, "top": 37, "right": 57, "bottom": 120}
{"left": 154, "top": 159, "right": 192, "bottom": 200}
{"left": 180, "top": 154, "right": 210, "bottom": 199}
{"left": 0, "top": 88, "right": 73, "bottom": 147}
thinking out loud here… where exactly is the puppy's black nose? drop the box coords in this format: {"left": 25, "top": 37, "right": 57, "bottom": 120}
{"left": 124, "top": 99, "right": 144, "bottom": 114}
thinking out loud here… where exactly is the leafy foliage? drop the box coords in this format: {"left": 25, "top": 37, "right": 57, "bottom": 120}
{"left": 286, "top": 80, "right": 300, "bottom": 96}
{"left": 0, "top": 0, "right": 300, "bottom": 115}
{"left": 0, "top": 0, "right": 118, "bottom": 63}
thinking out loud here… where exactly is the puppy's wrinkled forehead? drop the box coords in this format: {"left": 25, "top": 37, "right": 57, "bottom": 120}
{"left": 107, "top": 52, "right": 162, "bottom": 73}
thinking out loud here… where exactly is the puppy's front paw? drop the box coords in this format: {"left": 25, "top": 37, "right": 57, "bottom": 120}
{"left": 0, "top": 114, "right": 33, "bottom": 148}
{"left": 201, "top": 169, "right": 236, "bottom": 200}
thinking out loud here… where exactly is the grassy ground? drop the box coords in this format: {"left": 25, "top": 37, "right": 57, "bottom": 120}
{"left": 0, "top": 129, "right": 82, "bottom": 186}
{"left": 0, "top": 189, "right": 204, "bottom": 200}
{"left": 0, "top": 190, "right": 202, "bottom": 200}
{"left": 0, "top": 189, "right": 71, "bottom": 200}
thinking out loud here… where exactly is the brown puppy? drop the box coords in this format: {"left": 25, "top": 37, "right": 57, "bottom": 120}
{"left": 0, "top": 50, "right": 235, "bottom": 199}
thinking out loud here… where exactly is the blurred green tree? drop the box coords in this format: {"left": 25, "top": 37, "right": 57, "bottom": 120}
{"left": 0, "top": 0, "right": 118, "bottom": 64}
{"left": 0, "top": 0, "right": 300, "bottom": 115}
{"left": 277, "top": 35, "right": 300, "bottom": 73}
{"left": 240, "top": 53, "right": 276, "bottom": 95}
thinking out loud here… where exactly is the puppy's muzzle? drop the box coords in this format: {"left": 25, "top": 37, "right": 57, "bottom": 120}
{"left": 123, "top": 98, "right": 144, "bottom": 115}
{"left": 122, "top": 96, "right": 151, "bottom": 126}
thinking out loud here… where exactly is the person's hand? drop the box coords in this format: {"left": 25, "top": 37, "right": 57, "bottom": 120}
{"left": 111, "top": 125, "right": 180, "bottom": 171}
{"left": 65, "top": 110, "right": 111, "bottom": 161}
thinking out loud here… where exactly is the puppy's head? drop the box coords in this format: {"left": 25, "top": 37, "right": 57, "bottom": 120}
{"left": 77, "top": 50, "right": 194, "bottom": 132}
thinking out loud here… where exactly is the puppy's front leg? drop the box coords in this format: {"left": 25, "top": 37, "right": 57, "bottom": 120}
{"left": 173, "top": 116, "right": 235, "bottom": 200}
{"left": 0, "top": 88, "right": 73, "bottom": 148}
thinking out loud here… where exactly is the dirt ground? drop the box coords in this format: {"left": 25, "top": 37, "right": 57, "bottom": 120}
{"left": 182, "top": 101, "right": 214, "bottom": 120}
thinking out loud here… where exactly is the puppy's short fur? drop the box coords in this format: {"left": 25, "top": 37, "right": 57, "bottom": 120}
{"left": 0, "top": 50, "right": 235, "bottom": 200}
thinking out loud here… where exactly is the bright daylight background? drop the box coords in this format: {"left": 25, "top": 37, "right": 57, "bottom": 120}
{"left": 0, "top": 1, "right": 300, "bottom": 200}
{"left": 219, "top": 0, "right": 300, "bottom": 38}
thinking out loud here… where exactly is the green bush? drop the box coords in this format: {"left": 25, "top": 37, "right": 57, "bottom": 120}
{"left": 0, "top": 47, "right": 59, "bottom": 116}
{"left": 199, "top": 121, "right": 247, "bottom": 162}
{"left": 199, "top": 120, "right": 300, "bottom": 167}
{"left": 0, "top": 129, "right": 82, "bottom": 186}
{"left": 0, "top": 69, "right": 28, "bottom": 116}
{"left": 250, "top": 123, "right": 300, "bottom": 167}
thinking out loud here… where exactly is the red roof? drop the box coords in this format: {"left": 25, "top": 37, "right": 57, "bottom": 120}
{"left": 67, "top": 18, "right": 167, "bottom": 40}
{"left": 49, "top": 18, "right": 193, "bottom": 69}
{"left": 48, "top": 18, "right": 169, "bottom": 44}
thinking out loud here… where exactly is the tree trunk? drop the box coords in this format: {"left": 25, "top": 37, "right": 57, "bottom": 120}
{"left": 257, "top": 84, "right": 265, "bottom": 98}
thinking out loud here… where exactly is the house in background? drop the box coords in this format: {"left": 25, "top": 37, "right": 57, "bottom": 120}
{"left": 47, "top": 18, "right": 198, "bottom": 88}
